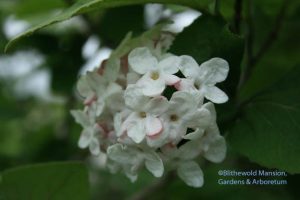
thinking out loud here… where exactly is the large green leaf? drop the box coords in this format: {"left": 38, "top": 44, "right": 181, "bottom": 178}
{"left": 14, "top": 0, "right": 65, "bottom": 17}
{"left": 239, "top": 4, "right": 300, "bottom": 101}
{"left": 0, "top": 162, "right": 89, "bottom": 200}
{"left": 227, "top": 65, "right": 300, "bottom": 174}
{"left": 5, "top": 0, "right": 213, "bottom": 52}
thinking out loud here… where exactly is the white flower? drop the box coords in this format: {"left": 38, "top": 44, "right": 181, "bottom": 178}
{"left": 119, "top": 85, "right": 169, "bottom": 144}
{"left": 107, "top": 144, "right": 164, "bottom": 181}
{"left": 172, "top": 103, "right": 226, "bottom": 164}
{"left": 197, "top": 102, "right": 227, "bottom": 163}
{"left": 70, "top": 109, "right": 102, "bottom": 155}
{"left": 161, "top": 144, "right": 204, "bottom": 188}
{"left": 77, "top": 70, "right": 124, "bottom": 116}
{"left": 128, "top": 47, "right": 181, "bottom": 96}
{"left": 160, "top": 91, "right": 211, "bottom": 145}
{"left": 177, "top": 161, "right": 204, "bottom": 188}
{"left": 177, "top": 56, "right": 229, "bottom": 104}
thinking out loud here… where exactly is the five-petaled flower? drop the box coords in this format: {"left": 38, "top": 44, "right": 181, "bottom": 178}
{"left": 128, "top": 47, "right": 181, "bottom": 96}
{"left": 176, "top": 56, "right": 229, "bottom": 104}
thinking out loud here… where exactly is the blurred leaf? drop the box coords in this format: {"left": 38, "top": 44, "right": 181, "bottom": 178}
{"left": 240, "top": 5, "right": 300, "bottom": 101}
{"left": 99, "top": 5, "right": 145, "bottom": 47}
{"left": 14, "top": 0, "right": 65, "bottom": 18}
{"left": 0, "top": 162, "right": 89, "bottom": 200}
{"left": 0, "top": 121, "right": 23, "bottom": 158}
{"left": 252, "top": 0, "right": 299, "bottom": 17}
{"left": 5, "top": 0, "right": 215, "bottom": 52}
{"left": 227, "top": 65, "right": 300, "bottom": 174}
{"left": 48, "top": 33, "right": 86, "bottom": 93}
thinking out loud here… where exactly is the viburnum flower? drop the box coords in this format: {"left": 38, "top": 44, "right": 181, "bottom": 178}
{"left": 160, "top": 91, "right": 211, "bottom": 145}
{"left": 107, "top": 143, "right": 164, "bottom": 181}
{"left": 128, "top": 47, "right": 181, "bottom": 96}
{"left": 77, "top": 70, "right": 124, "bottom": 116}
{"left": 160, "top": 103, "right": 226, "bottom": 187}
{"left": 177, "top": 56, "right": 229, "bottom": 103}
{"left": 71, "top": 109, "right": 102, "bottom": 155}
{"left": 118, "top": 84, "right": 169, "bottom": 144}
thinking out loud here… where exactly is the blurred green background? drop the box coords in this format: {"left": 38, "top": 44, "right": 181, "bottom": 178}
{"left": 0, "top": 0, "right": 299, "bottom": 199}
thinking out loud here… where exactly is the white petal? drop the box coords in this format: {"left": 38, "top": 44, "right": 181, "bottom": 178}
{"left": 107, "top": 144, "right": 137, "bottom": 165}
{"left": 158, "top": 55, "right": 180, "bottom": 74}
{"left": 167, "top": 124, "right": 187, "bottom": 145}
{"left": 77, "top": 75, "right": 93, "bottom": 97}
{"left": 161, "top": 143, "right": 179, "bottom": 158}
{"left": 78, "top": 129, "right": 93, "bottom": 148}
{"left": 124, "top": 84, "right": 149, "bottom": 110}
{"left": 95, "top": 100, "right": 105, "bottom": 116}
{"left": 146, "top": 130, "right": 169, "bottom": 148}
{"left": 71, "top": 110, "right": 90, "bottom": 127}
{"left": 106, "top": 92, "right": 124, "bottom": 113}
{"left": 139, "top": 76, "right": 165, "bottom": 97}
{"left": 125, "top": 172, "right": 138, "bottom": 182}
{"left": 144, "top": 96, "right": 169, "bottom": 116}
{"left": 202, "top": 102, "right": 216, "bottom": 122}
{"left": 177, "top": 161, "right": 204, "bottom": 188}
{"left": 174, "top": 78, "right": 195, "bottom": 91}
{"left": 144, "top": 152, "right": 164, "bottom": 177}
{"left": 113, "top": 113, "right": 123, "bottom": 137}
{"left": 89, "top": 138, "right": 100, "bottom": 155}
{"left": 170, "top": 91, "right": 197, "bottom": 114}
{"left": 185, "top": 107, "right": 211, "bottom": 128}
{"left": 203, "top": 135, "right": 226, "bottom": 163}
{"left": 204, "top": 86, "right": 228, "bottom": 104}
{"left": 179, "top": 55, "right": 200, "bottom": 79}
{"left": 128, "top": 47, "right": 158, "bottom": 74}
{"left": 85, "top": 71, "right": 106, "bottom": 95}
{"left": 105, "top": 82, "right": 122, "bottom": 97}
{"left": 199, "top": 57, "right": 229, "bottom": 85}
{"left": 145, "top": 116, "right": 163, "bottom": 137}
{"left": 127, "top": 121, "right": 146, "bottom": 143}
{"left": 163, "top": 74, "right": 181, "bottom": 86}
{"left": 127, "top": 72, "right": 141, "bottom": 84}
{"left": 183, "top": 128, "right": 205, "bottom": 140}
{"left": 178, "top": 140, "right": 201, "bottom": 160}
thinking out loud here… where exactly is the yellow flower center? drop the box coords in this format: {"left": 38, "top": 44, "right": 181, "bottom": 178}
{"left": 195, "top": 83, "right": 201, "bottom": 89}
{"left": 170, "top": 114, "right": 179, "bottom": 122}
{"left": 150, "top": 71, "right": 160, "bottom": 80}
{"left": 139, "top": 112, "right": 147, "bottom": 118}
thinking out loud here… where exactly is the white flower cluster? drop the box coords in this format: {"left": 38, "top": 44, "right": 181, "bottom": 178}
{"left": 71, "top": 31, "right": 229, "bottom": 187}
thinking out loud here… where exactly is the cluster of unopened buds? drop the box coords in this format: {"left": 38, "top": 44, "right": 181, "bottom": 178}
{"left": 71, "top": 29, "right": 229, "bottom": 187}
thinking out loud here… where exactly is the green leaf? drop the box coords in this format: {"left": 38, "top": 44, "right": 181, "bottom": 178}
{"left": 227, "top": 65, "right": 300, "bottom": 174}
{"left": 239, "top": 5, "right": 300, "bottom": 101}
{"left": 99, "top": 5, "right": 145, "bottom": 46}
{"left": 5, "top": 0, "right": 214, "bottom": 52}
{"left": 0, "top": 162, "right": 89, "bottom": 200}
{"left": 14, "top": 0, "right": 65, "bottom": 18}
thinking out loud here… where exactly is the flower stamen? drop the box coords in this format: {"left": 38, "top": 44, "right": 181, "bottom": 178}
{"left": 170, "top": 114, "right": 179, "bottom": 122}
{"left": 139, "top": 112, "right": 147, "bottom": 118}
{"left": 150, "top": 71, "right": 160, "bottom": 80}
